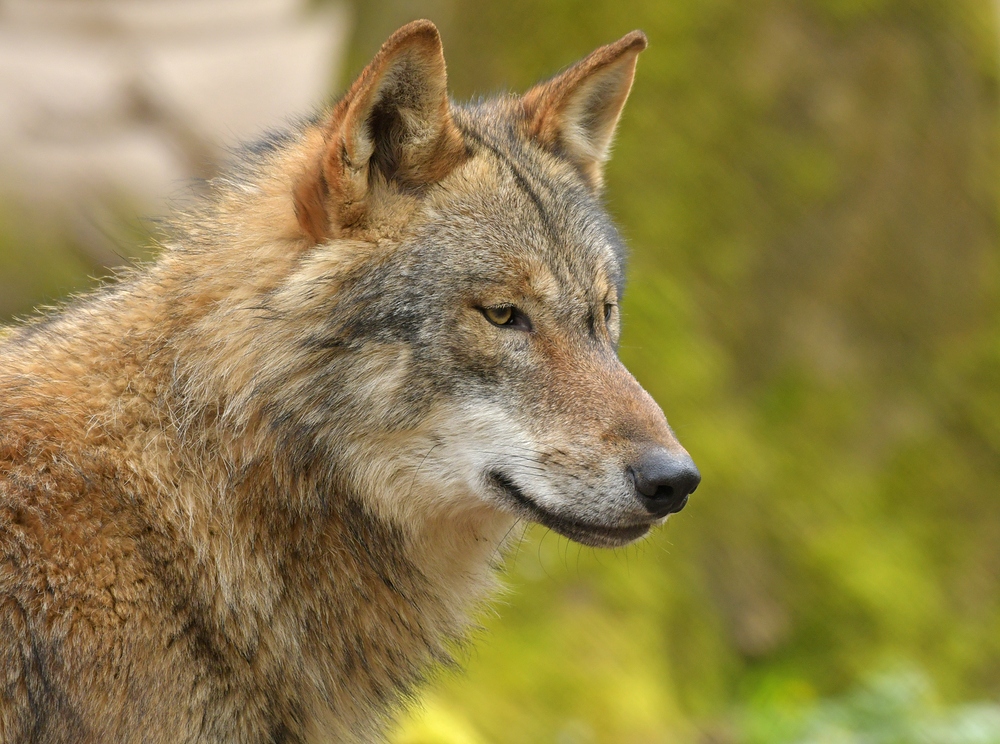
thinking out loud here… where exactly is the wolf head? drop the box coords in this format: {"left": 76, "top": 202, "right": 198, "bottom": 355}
{"left": 190, "top": 21, "right": 698, "bottom": 549}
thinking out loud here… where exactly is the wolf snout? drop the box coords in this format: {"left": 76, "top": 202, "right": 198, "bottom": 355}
{"left": 628, "top": 447, "right": 701, "bottom": 518}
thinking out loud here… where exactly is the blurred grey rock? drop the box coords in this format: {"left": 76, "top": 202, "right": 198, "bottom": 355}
{"left": 0, "top": 0, "right": 349, "bottom": 223}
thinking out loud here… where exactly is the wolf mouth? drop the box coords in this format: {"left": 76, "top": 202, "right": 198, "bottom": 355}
{"left": 487, "top": 471, "right": 650, "bottom": 548}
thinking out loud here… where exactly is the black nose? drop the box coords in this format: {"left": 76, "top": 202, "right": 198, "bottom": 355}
{"left": 629, "top": 448, "right": 701, "bottom": 517}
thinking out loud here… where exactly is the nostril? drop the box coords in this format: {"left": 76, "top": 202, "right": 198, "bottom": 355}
{"left": 629, "top": 465, "right": 659, "bottom": 498}
{"left": 653, "top": 484, "right": 674, "bottom": 501}
{"left": 630, "top": 447, "right": 700, "bottom": 517}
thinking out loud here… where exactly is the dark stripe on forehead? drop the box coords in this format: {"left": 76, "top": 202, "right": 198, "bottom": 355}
{"left": 459, "top": 125, "right": 562, "bottom": 246}
{"left": 456, "top": 113, "right": 626, "bottom": 301}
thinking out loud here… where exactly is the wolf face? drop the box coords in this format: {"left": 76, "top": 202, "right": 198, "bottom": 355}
{"left": 271, "top": 22, "right": 700, "bottom": 548}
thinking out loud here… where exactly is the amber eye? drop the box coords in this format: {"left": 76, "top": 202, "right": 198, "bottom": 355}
{"left": 479, "top": 305, "right": 532, "bottom": 332}
{"left": 483, "top": 306, "right": 514, "bottom": 326}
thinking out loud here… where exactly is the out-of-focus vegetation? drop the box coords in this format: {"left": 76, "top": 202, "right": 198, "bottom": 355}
{"left": 741, "top": 668, "right": 1000, "bottom": 744}
{"left": 351, "top": 1, "right": 1000, "bottom": 741}
{"left": 0, "top": 204, "right": 155, "bottom": 321}
{"left": 3, "top": 0, "right": 999, "bottom": 741}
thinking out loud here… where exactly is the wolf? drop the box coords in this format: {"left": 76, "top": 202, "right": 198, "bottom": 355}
{"left": 0, "top": 20, "right": 699, "bottom": 743}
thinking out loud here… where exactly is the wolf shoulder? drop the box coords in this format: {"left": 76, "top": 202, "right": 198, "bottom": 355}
{"left": 0, "top": 362, "right": 174, "bottom": 744}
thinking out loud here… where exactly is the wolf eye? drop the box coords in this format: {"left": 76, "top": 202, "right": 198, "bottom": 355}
{"left": 483, "top": 306, "right": 513, "bottom": 325}
{"left": 480, "top": 305, "right": 532, "bottom": 331}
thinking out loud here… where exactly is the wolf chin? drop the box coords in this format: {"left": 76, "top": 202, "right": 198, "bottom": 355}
{"left": 0, "top": 20, "right": 699, "bottom": 743}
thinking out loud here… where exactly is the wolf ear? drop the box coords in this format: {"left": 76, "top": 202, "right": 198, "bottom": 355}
{"left": 294, "top": 20, "right": 467, "bottom": 243}
{"left": 522, "top": 31, "right": 647, "bottom": 190}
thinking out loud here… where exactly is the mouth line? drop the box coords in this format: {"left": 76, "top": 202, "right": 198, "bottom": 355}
{"left": 486, "top": 471, "right": 650, "bottom": 547}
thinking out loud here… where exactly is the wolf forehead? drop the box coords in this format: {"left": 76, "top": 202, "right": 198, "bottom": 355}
{"left": 384, "top": 102, "right": 629, "bottom": 299}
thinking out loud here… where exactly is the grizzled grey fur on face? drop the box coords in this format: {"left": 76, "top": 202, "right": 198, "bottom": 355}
{"left": 0, "top": 20, "right": 699, "bottom": 743}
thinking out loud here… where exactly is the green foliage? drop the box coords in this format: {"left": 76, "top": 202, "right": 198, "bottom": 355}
{"left": 0, "top": 209, "right": 97, "bottom": 321}
{"left": 743, "top": 669, "right": 1000, "bottom": 744}
{"left": 349, "top": 0, "right": 1000, "bottom": 740}
{"left": 0, "top": 203, "right": 157, "bottom": 322}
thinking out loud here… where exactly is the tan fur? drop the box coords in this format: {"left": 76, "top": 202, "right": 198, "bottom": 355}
{"left": 0, "top": 21, "right": 695, "bottom": 743}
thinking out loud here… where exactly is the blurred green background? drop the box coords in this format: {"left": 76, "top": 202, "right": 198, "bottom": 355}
{"left": 3, "top": 1, "right": 1000, "bottom": 742}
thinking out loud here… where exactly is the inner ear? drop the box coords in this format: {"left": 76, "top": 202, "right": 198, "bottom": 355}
{"left": 523, "top": 31, "right": 647, "bottom": 190}
{"left": 369, "top": 98, "right": 404, "bottom": 181}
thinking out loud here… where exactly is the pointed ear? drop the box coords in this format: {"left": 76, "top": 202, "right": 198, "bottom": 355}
{"left": 522, "top": 31, "right": 647, "bottom": 190}
{"left": 294, "top": 20, "right": 467, "bottom": 243}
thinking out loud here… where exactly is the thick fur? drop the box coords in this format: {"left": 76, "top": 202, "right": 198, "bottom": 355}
{"left": 0, "top": 21, "right": 693, "bottom": 743}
